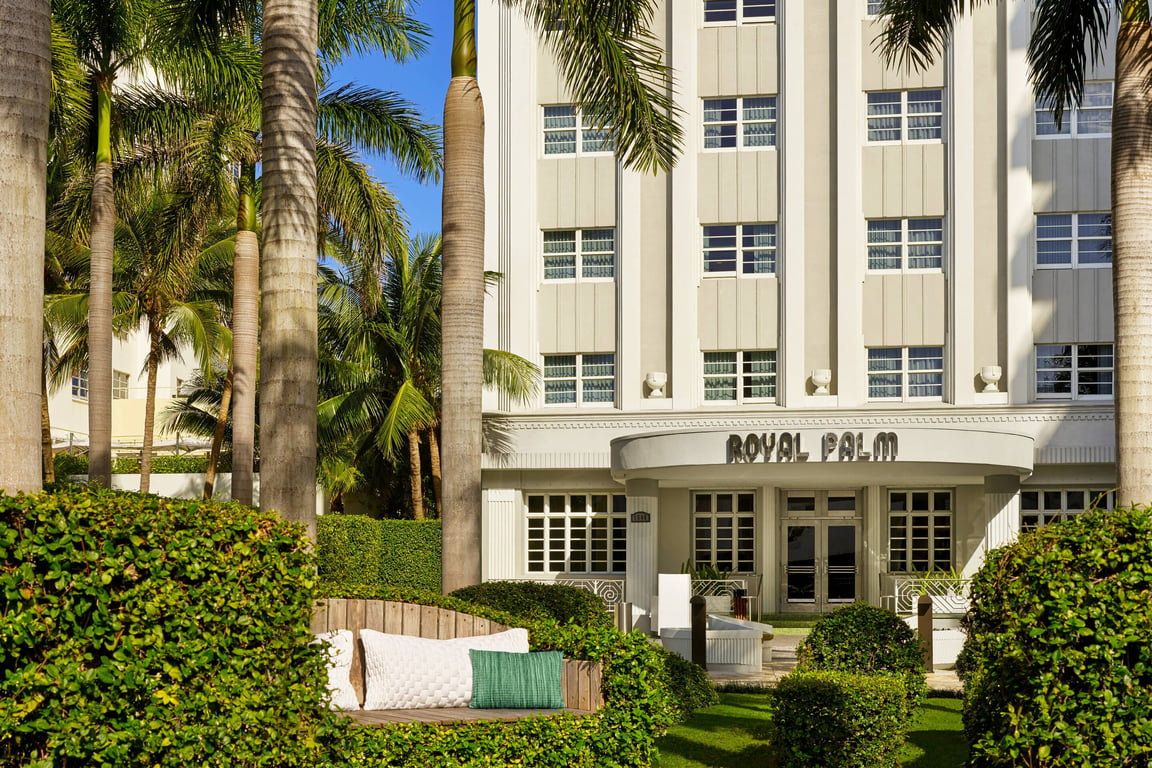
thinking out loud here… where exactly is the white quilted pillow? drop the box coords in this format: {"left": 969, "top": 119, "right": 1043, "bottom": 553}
{"left": 360, "top": 627, "right": 529, "bottom": 710}
{"left": 312, "top": 629, "right": 360, "bottom": 711}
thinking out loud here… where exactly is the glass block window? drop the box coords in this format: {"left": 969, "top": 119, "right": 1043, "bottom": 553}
{"left": 1035, "top": 213, "right": 1112, "bottom": 268}
{"left": 543, "top": 353, "right": 616, "bottom": 406}
{"left": 703, "top": 96, "right": 778, "bottom": 149}
{"left": 704, "top": 0, "right": 775, "bottom": 23}
{"left": 703, "top": 350, "right": 778, "bottom": 403}
{"left": 867, "top": 89, "right": 944, "bottom": 142}
{"left": 543, "top": 229, "right": 615, "bottom": 280}
{"left": 1035, "top": 343, "right": 1113, "bottom": 400}
{"left": 703, "top": 223, "right": 777, "bottom": 275}
{"left": 543, "top": 105, "right": 613, "bottom": 155}
{"left": 71, "top": 367, "right": 88, "bottom": 400}
{"left": 1021, "top": 489, "right": 1115, "bottom": 531}
{"left": 888, "top": 490, "right": 952, "bottom": 572}
{"left": 526, "top": 493, "right": 627, "bottom": 573}
{"left": 693, "top": 491, "right": 756, "bottom": 573}
{"left": 113, "top": 370, "right": 130, "bottom": 400}
{"left": 867, "top": 218, "right": 944, "bottom": 270}
{"left": 1035, "top": 81, "right": 1113, "bottom": 137}
{"left": 867, "top": 347, "right": 944, "bottom": 400}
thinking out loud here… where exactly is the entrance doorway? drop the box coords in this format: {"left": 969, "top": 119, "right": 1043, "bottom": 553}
{"left": 780, "top": 493, "right": 861, "bottom": 612}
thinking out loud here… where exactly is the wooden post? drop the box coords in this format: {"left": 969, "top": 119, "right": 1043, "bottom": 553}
{"left": 691, "top": 595, "right": 707, "bottom": 670}
{"left": 917, "top": 595, "right": 933, "bottom": 672}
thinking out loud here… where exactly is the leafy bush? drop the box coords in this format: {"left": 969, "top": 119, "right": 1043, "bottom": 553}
{"left": 768, "top": 671, "right": 912, "bottom": 768}
{"left": 52, "top": 452, "right": 88, "bottom": 477}
{"left": 0, "top": 486, "right": 331, "bottom": 767}
{"left": 316, "top": 515, "right": 441, "bottom": 593}
{"left": 450, "top": 580, "right": 614, "bottom": 630}
{"left": 960, "top": 505, "right": 1152, "bottom": 767}
{"left": 52, "top": 453, "right": 231, "bottom": 476}
{"left": 655, "top": 646, "right": 719, "bottom": 717}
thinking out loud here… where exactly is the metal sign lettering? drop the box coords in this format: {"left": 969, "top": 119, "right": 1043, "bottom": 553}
{"left": 726, "top": 431, "right": 898, "bottom": 463}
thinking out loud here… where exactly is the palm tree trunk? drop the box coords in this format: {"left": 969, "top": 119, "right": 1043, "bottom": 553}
{"left": 427, "top": 425, "right": 442, "bottom": 516}
{"left": 441, "top": 0, "right": 485, "bottom": 591}
{"left": 41, "top": 360, "right": 54, "bottom": 484}
{"left": 138, "top": 322, "right": 161, "bottom": 494}
{"left": 260, "top": 0, "right": 319, "bottom": 537}
{"left": 1112, "top": 17, "right": 1152, "bottom": 506}
{"left": 204, "top": 363, "right": 234, "bottom": 500}
{"left": 87, "top": 81, "right": 115, "bottom": 488}
{"left": 407, "top": 428, "right": 425, "bottom": 520}
{"left": 232, "top": 166, "right": 259, "bottom": 506}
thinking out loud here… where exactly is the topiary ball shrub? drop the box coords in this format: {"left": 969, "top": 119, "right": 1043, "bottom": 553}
{"left": 450, "top": 580, "right": 614, "bottom": 630}
{"left": 0, "top": 486, "right": 332, "bottom": 767}
{"left": 655, "top": 646, "right": 719, "bottom": 720}
{"left": 960, "top": 504, "right": 1152, "bottom": 767}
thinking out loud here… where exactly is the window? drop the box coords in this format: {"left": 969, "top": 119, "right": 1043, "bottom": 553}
{"left": 704, "top": 0, "right": 775, "bottom": 23}
{"left": 867, "top": 89, "right": 943, "bottom": 142}
{"left": 543, "top": 105, "right": 612, "bottom": 156}
{"left": 71, "top": 367, "right": 88, "bottom": 400}
{"left": 1035, "top": 81, "right": 1112, "bottom": 137}
{"left": 703, "top": 223, "right": 777, "bottom": 275}
{"left": 1036, "top": 213, "right": 1112, "bottom": 268}
{"left": 888, "top": 490, "right": 952, "bottom": 572}
{"left": 1035, "top": 343, "right": 1113, "bottom": 400}
{"left": 526, "top": 493, "right": 627, "bottom": 573}
{"left": 703, "top": 96, "right": 778, "bottom": 149}
{"left": 867, "top": 347, "right": 944, "bottom": 400}
{"left": 703, "top": 351, "right": 777, "bottom": 403}
{"left": 867, "top": 218, "right": 944, "bottom": 270}
{"left": 543, "top": 229, "right": 615, "bottom": 280}
{"left": 1021, "top": 489, "right": 1114, "bottom": 530}
{"left": 866, "top": 0, "right": 884, "bottom": 14}
{"left": 543, "top": 354, "right": 615, "bottom": 405}
{"left": 113, "top": 370, "right": 129, "bottom": 400}
{"left": 693, "top": 491, "right": 755, "bottom": 573}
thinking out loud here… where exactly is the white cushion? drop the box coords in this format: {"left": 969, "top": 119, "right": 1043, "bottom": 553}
{"left": 312, "top": 629, "right": 360, "bottom": 711}
{"left": 360, "top": 627, "right": 530, "bottom": 710}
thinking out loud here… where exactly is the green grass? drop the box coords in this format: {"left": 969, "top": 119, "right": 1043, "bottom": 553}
{"left": 656, "top": 693, "right": 967, "bottom": 768}
{"left": 757, "top": 613, "right": 824, "bottom": 629}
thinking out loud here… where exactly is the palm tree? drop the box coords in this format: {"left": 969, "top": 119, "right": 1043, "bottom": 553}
{"left": 876, "top": 1, "right": 1152, "bottom": 505}
{"left": 439, "top": 0, "right": 684, "bottom": 591}
{"left": 0, "top": 0, "right": 51, "bottom": 493}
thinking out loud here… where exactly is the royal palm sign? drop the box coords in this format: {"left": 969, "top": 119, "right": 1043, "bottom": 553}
{"left": 726, "top": 431, "right": 899, "bottom": 463}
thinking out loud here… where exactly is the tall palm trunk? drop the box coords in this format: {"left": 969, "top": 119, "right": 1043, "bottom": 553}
{"left": 204, "top": 364, "right": 234, "bottom": 500}
{"left": 407, "top": 428, "right": 424, "bottom": 519}
{"left": 232, "top": 166, "right": 259, "bottom": 505}
{"left": 441, "top": 0, "right": 485, "bottom": 591}
{"left": 138, "top": 321, "right": 162, "bottom": 494}
{"left": 427, "top": 425, "right": 442, "bottom": 516}
{"left": 260, "top": 0, "right": 319, "bottom": 536}
{"left": 1112, "top": 16, "right": 1152, "bottom": 506}
{"left": 41, "top": 361, "right": 54, "bottom": 484}
{"left": 0, "top": 0, "right": 48, "bottom": 494}
{"left": 87, "top": 80, "right": 115, "bottom": 487}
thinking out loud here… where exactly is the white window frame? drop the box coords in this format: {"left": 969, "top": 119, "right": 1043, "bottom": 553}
{"left": 866, "top": 217, "right": 945, "bottom": 272}
{"left": 542, "top": 228, "right": 616, "bottom": 281}
{"left": 865, "top": 0, "right": 884, "bottom": 16}
{"left": 702, "top": 223, "right": 778, "bottom": 276}
{"left": 526, "top": 492, "right": 628, "bottom": 574}
{"left": 703, "top": 350, "right": 778, "bottom": 404}
{"left": 692, "top": 491, "right": 756, "bottom": 574}
{"left": 543, "top": 353, "right": 616, "bottom": 406}
{"left": 886, "top": 490, "right": 953, "bottom": 573}
{"left": 542, "top": 104, "right": 614, "bottom": 157}
{"left": 1035, "top": 81, "right": 1113, "bottom": 139}
{"left": 1035, "top": 212, "right": 1112, "bottom": 269}
{"left": 867, "top": 346, "right": 945, "bottom": 401}
{"left": 703, "top": 96, "right": 778, "bottom": 150}
{"left": 1034, "top": 343, "right": 1114, "bottom": 401}
{"left": 866, "top": 89, "right": 944, "bottom": 143}
{"left": 113, "top": 370, "right": 130, "bottom": 400}
{"left": 71, "top": 367, "right": 88, "bottom": 401}
{"left": 1020, "top": 488, "right": 1114, "bottom": 531}
{"left": 703, "top": 0, "right": 776, "bottom": 24}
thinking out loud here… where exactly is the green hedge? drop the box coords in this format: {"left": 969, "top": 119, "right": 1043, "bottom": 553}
{"left": 960, "top": 505, "right": 1152, "bottom": 767}
{"left": 449, "top": 581, "right": 615, "bottom": 630}
{"left": 768, "top": 671, "right": 912, "bottom": 768}
{"left": 0, "top": 486, "right": 331, "bottom": 767}
{"left": 316, "top": 515, "right": 441, "bottom": 593}
{"left": 52, "top": 453, "right": 232, "bottom": 476}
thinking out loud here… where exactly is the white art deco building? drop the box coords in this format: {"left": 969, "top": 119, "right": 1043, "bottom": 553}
{"left": 476, "top": 0, "right": 1117, "bottom": 629}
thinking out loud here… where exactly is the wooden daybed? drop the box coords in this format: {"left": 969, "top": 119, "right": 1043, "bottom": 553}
{"left": 311, "top": 598, "right": 605, "bottom": 725}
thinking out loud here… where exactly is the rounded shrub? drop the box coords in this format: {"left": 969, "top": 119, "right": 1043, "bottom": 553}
{"left": 654, "top": 646, "right": 719, "bottom": 718}
{"left": 960, "top": 504, "right": 1152, "bottom": 767}
{"left": 450, "top": 580, "right": 614, "bottom": 630}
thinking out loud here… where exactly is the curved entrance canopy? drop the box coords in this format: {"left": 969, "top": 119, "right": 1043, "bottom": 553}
{"left": 610, "top": 426, "right": 1034, "bottom": 486}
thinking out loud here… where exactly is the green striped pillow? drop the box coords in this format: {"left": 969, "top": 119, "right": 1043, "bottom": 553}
{"left": 468, "top": 650, "right": 565, "bottom": 709}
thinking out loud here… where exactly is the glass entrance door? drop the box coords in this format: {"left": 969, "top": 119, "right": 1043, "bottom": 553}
{"left": 782, "top": 519, "right": 860, "bottom": 612}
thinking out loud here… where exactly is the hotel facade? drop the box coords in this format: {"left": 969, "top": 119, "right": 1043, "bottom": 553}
{"left": 476, "top": 0, "right": 1117, "bottom": 629}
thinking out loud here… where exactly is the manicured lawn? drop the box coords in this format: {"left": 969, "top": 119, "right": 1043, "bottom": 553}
{"left": 656, "top": 693, "right": 967, "bottom": 768}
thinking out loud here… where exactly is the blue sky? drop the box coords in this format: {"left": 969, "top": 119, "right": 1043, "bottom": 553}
{"left": 330, "top": 1, "right": 454, "bottom": 238}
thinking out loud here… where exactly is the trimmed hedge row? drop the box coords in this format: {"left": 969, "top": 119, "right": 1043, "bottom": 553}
{"left": 53, "top": 453, "right": 231, "bottom": 476}
{"left": 449, "top": 580, "right": 614, "bottom": 630}
{"left": 960, "top": 505, "right": 1152, "bottom": 767}
{"left": 317, "top": 515, "right": 441, "bottom": 592}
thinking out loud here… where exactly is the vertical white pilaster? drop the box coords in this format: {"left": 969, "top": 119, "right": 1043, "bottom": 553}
{"left": 760, "top": 486, "right": 778, "bottom": 613}
{"left": 625, "top": 478, "right": 660, "bottom": 633}
{"left": 1004, "top": 0, "right": 1034, "bottom": 405}
{"left": 966, "top": 477, "right": 1021, "bottom": 577}
{"left": 483, "top": 488, "right": 520, "bottom": 581}
{"left": 779, "top": 0, "right": 807, "bottom": 406}
{"left": 865, "top": 485, "right": 886, "bottom": 605}
{"left": 949, "top": 14, "right": 977, "bottom": 404}
{"left": 618, "top": 167, "right": 645, "bottom": 409}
